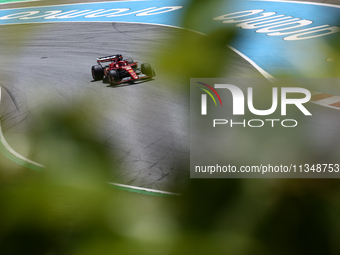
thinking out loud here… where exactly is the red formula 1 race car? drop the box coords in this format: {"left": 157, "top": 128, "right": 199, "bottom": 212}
{"left": 91, "top": 54, "right": 155, "bottom": 86}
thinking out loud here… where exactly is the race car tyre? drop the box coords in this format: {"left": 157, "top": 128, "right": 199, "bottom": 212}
{"left": 92, "top": 65, "right": 104, "bottom": 81}
{"left": 141, "top": 63, "right": 155, "bottom": 77}
{"left": 108, "top": 70, "right": 121, "bottom": 85}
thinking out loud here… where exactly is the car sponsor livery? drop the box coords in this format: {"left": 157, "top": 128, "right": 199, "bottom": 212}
{"left": 91, "top": 54, "right": 155, "bottom": 86}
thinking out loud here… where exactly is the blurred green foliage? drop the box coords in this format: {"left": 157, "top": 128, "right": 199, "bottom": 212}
{"left": 158, "top": 0, "right": 237, "bottom": 80}
{"left": 1, "top": 0, "right": 340, "bottom": 255}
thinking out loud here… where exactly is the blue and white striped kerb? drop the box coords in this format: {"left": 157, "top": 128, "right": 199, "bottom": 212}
{"left": 0, "top": 0, "right": 339, "bottom": 93}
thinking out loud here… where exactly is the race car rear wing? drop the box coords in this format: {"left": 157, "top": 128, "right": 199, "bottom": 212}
{"left": 97, "top": 55, "right": 121, "bottom": 63}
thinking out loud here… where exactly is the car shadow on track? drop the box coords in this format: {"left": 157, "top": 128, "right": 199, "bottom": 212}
{"left": 90, "top": 78, "right": 154, "bottom": 88}
{"left": 106, "top": 78, "right": 154, "bottom": 88}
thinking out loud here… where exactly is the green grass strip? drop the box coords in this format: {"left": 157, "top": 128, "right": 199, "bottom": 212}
{"left": 0, "top": 0, "right": 38, "bottom": 4}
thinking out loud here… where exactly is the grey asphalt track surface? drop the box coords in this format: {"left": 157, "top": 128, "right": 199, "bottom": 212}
{"left": 0, "top": 23, "right": 186, "bottom": 190}
{"left": 0, "top": 21, "right": 262, "bottom": 190}
{"left": 1, "top": 0, "right": 340, "bottom": 190}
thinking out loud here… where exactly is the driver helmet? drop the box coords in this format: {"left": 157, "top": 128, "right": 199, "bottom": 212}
{"left": 117, "top": 54, "right": 123, "bottom": 61}
{"left": 118, "top": 61, "right": 126, "bottom": 67}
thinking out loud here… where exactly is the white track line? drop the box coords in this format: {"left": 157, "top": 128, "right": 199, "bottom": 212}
{"left": 250, "top": 0, "right": 340, "bottom": 8}
{"left": 0, "top": 0, "right": 145, "bottom": 10}
{"left": 108, "top": 182, "right": 181, "bottom": 196}
{"left": 0, "top": 0, "right": 41, "bottom": 5}
{"left": 2, "top": 0, "right": 340, "bottom": 10}
{"left": 228, "top": 46, "right": 274, "bottom": 79}
{"left": 1, "top": 0, "right": 340, "bottom": 194}
{"left": 0, "top": 86, "right": 45, "bottom": 168}
{"left": 0, "top": 86, "right": 179, "bottom": 196}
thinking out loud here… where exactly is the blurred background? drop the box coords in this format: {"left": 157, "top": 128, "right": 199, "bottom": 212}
{"left": 1, "top": 0, "right": 340, "bottom": 254}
